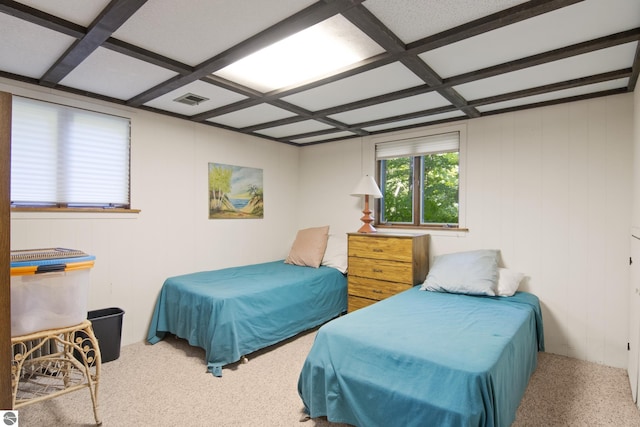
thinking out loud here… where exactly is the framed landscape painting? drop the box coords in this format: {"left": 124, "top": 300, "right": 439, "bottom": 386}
{"left": 208, "top": 163, "right": 264, "bottom": 219}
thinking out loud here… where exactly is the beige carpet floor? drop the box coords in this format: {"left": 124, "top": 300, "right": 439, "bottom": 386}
{"left": 15, "top": 328, "right": 640, "bottom": 426}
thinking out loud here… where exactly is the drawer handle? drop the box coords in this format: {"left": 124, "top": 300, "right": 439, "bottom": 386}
{"left": 372, "top": 290, "right": 382, "bottom": 294}
{"left": 372, "top": 268, "right": 383, "bottom": 273}
{"left": 373, "top": 249, "right": 383, "bottom": 252}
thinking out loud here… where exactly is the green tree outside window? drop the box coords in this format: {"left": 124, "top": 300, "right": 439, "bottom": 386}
{"left": 380, "top": 152, "right": 458, "bottom": 226}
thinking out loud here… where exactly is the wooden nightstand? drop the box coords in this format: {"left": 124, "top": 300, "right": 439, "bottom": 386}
{"left": 347, "top": 232, "right": 429, "bottom": 312}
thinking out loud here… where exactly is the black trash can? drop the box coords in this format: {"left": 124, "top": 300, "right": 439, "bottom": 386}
{"left": 88, "top": 307, "right": 125, "bottom": 363}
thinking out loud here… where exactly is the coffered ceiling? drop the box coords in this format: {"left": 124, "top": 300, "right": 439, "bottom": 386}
{"left": 0, "top": 0, "right": 638, "bottom": 146}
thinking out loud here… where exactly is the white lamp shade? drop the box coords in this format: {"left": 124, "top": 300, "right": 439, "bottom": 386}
{"left": 350, "top": 175, "right": 383, "bottom": 198}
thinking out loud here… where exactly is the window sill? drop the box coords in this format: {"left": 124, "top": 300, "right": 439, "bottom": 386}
{"left": 11, "top": 207, "right": 140, "bottom": 220}
{"left": 376, "top": 224, "right": 468, "bottom": 232}
{"left": 12, "top": 207, "right": 140, "bottom": 213}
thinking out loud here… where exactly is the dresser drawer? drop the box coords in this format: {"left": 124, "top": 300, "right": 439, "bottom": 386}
{"left": 348, "top": 235, "right": 413, "bottom": 262}
{"left": 348, "top": 256, "right": 413, "bottom": 284}
{"left": 348, "top": 276, "right": 412, "bottom": 300}
{"left": 348, "top": 295, "right": 377, "bottom": 312}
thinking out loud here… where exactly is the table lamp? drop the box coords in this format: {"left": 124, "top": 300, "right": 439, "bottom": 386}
{"left": 351, "top": 175, "right": 383, "bottom": 233}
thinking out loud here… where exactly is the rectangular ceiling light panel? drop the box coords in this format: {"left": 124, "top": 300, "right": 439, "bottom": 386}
{"left": 214, "top": 15, "right": 384, "bottom": 93}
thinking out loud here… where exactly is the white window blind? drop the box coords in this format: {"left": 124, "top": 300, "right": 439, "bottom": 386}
{"left": 375, "top": 131, "right": 459, "bottom": 159}
{"left": 11, "top": 97, "right": 131, "bottom": 207}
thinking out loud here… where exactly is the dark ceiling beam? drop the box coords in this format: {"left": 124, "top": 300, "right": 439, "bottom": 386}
{"left": 469, "top": 69, "right": 632, "bottom": 108}
{"left": 275, "top": 125, "right": 360, "bottom": 143}
{"left": 266, "top": 99, "right": 315, "bottom": 122}
{"left": 400, "top": 56, "right": 480, "bottom": 118}
{"left": 628, "top": 41, "right": 640, "bottom": 92}
{"left": 259, "top": 0, "right": 583, "bottom": 126}
{"left": 242, "top": 98, "right": 369, "bottom": 136}
{"left": 224, "top": 99, "right": 315, "bottom": 131}
{"left": 446, "top": 28, "right": 640, "bottom": 88}
{"left": 201, "top": 26, "right": 633, "bottom": 130}
{"left": 341, "top": 4, "right": 480, "bottom": 119}
{"left": 103, "top": 38, "right": 193, "bottom": 75}
{"left": 0, "top": 0, "right": 629, "bottom": 147}
{"left": 406, "top": 0, "right": 584, "bottom": 54}
{"left": 127, "top": 0, "right": 366, "bottom": 107}
{"left": 258, "top": 97, "right": 369, "bottom": 135}
{"left": 191, "top": 52, "right": 397, "bottom": 121}
{"left": 243, "top": 84, "right": 433, "bottom": 133}
{"left": 192, "top": 84, "right": 365, "bottom": 136}
{"left": 0, "top": 0, "right": 192, "bottom": 76}
{"left": 187, "top": 75, "right": 268, "bottom": 122}
{"left": 279, "top": 104, "right": 461, "bottom": 143}
{"left": 268, "top": 52, "right": 398, "bottom": 99}
{"left": 340, "top": 3, "right": 405, "bottom": 54}
{"left": 168, "top": 0, "right": 585, "bottom": 124}
{"left": 347, "top": 77, "right": 628, "bottom": 140}
{"left": 480, "top": 88, "right": 628, "bottom": 118}
{"left": 316, "top": 84, "right": 433, "bottom": 117}
{"left": 271, "top": 0, "right": 584, "bottom": 106}
{"left": 191, "top": 98, "right": 259, "bottom": 123}
{"left": 200, "top": 75, "right": 264, "bottom": 99}
{"left": 0, "top": 0, "right": 85, "bottom": 38}
{"left": 314, "top": 116, "right": 369, "bottom": 135}
{"left": 39, "top": 0, "right": 148, "bottom": 87}
{"left": 215, "top": 65, "right": 632, "bottom": 135}
{"left": 364, "top": 116, "right": 467, "bottom": 142}
{"left": 349, "top": 105, "right": 460, "bottom": 131}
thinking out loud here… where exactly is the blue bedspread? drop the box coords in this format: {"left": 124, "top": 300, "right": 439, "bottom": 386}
{"left": 147, "top": 260, "right": 347, "bottom": 376}
{"left": 298, "top": 287, "right": 544, "bottom": 427}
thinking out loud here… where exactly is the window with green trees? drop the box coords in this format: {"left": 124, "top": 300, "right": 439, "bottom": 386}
{"left": 376, "top": 131, "right": 460, "bottom": 228}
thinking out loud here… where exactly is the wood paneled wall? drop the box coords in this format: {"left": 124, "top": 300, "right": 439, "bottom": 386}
{"left": 0, "top": 92, "right": 12, "bottom": 408}
{"left": 299, "top": 93, "right": 634, "bottom": 368}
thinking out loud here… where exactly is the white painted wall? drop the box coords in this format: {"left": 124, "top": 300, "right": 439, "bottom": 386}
{"left": 4, "top": 75, "right": 635, "bottom": 369}
{"left": 4, "top": 78, "right": 301, "bottom": 347}
{"left": 299, "top": 94, "right": 634, "bottom": 369}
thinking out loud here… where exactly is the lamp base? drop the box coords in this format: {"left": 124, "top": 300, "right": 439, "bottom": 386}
{"left": 357, "top": 194, "right": 378, "bottom": 233}
{"left": 357, "top": 222, "right": 377, "bottom": 233}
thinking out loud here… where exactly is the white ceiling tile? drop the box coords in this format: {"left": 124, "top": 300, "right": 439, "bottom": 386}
{"left": 328, "top": 92, "right": 451, "bottom": 125}
{"left": 207, "top": 104, "right": 296, "bottom": 129}
{"left": 60, "top": 47, "right": 178, "bottom": 100}
{"left": 291, "top": 131, "right": 357, "bottom": 144}
{"left": 363, "top": 111, "right": 467, "bottom": 132}
{"left": 144, "top": 81, "right": 247, "bottom": 116}
{"left": 364, "top": 0, "right": 527, "bottom": 43}
{"left": 477, "top": 78, "right": 630, "bottom": 113}
{"left": 17, "top": 0, "right": 110, "bottom": 26}
{"left": 420, "top": 0, "right": 640, "bottom": 78}
{"left": 455, "top": 43, "right": 637, "bottom": 101}
{"left": 282, "top": 62, "right": 424, "bottom": 111}
{"left": 0, "top": 14, "right": 75, "bottom": 79}
{"left": 255, "top": 120, "right": 334, "bottom": 138}
{"left": 113, "top": 0, "right": 318, "bottom": 66}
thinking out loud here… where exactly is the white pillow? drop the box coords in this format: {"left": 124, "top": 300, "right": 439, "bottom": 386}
{"left": 496, "top": 268, "right": 524, "bottom": 297}
{"left": 321, "top": 234, "right": 348, "bottom": 273}
{"left": 420, "top": 249, "right": 500, "bottom": 296}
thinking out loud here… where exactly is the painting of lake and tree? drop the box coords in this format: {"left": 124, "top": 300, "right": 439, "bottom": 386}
{"left": 208, "top": 163, "right": 264, "bottom": 219}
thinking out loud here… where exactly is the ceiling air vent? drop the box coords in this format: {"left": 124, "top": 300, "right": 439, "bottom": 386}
{"left": 173, "top": 93, "right": 209, "bottom": 106}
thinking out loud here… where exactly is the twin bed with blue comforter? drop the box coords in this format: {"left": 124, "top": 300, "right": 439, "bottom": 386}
{"left": 147, "top": 260, "right": 347, "bottom": 376}
{"left": 147, "top": 239, "right": 543, "bottom": 426}
{"left": 298, "top": 286, "right": 544, "bottom": 427}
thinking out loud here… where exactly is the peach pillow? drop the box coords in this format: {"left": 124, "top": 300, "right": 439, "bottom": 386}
{"left": 285, "top": 226, "right": 330, "bottom": 268}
